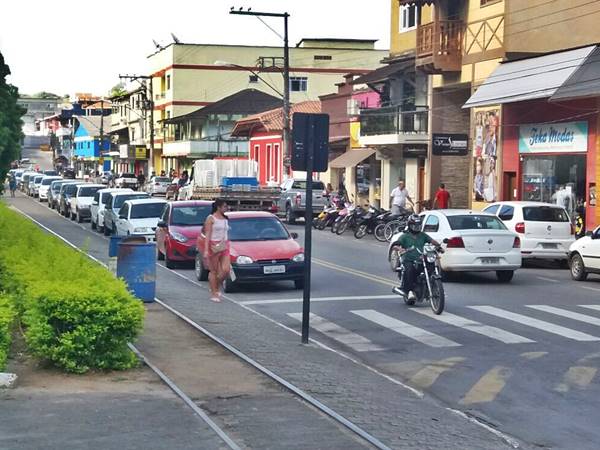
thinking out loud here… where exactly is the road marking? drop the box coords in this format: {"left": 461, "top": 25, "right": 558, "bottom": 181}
{"left": 469, "top": 306, "right": 600, "bottom": 342}
{"left": 412, "top": 309, "right": 534, "bottom": 344}
{"left": 520, "top": 351, "right": 548, "bottom": 360}
{"left": 241, "top": 295, "right": 399, "bottom": 305}
{"left": 351, "top": 310, "right": 461, "bottom": 348}
{"left": 536, "top": 276, "right": 559, "bottom": 283}
{"left": 527, "top": 305, "right": 600, "bottom": 327}
{"left": 580, "top": 286, "right": 600, "bottom": 293}
{"left": 409, "top": 357, "right": 465, "bottom": 389}
{"left": 554, "top": 366, "right": 598, "bottom": 393}
{"left": 460, "top": 366, "right": 511, "bottom": 405}
{"left": 287, "top": 313, "right": 386, "bottom": 352}
{"left": 580, "top": 305, "right": 600, "bottom": 314}
{"left": 313, "top": 258, "right": 397, "bottom": 287}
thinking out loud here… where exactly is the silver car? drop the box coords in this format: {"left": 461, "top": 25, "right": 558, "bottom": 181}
{"left": 145, "top": 176, "right": 171, "bottom": 196}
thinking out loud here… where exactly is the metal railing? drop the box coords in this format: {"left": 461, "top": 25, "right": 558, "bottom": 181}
{"left": 359, "top": 106, "right": 429, "bottom": 136}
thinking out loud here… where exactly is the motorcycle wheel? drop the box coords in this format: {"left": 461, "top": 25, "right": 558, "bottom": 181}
{"left": 331, "top": 219, "right": 340, "bottom": 234}
{"left": 354, "top": 224, "right": 367, "bottom": 239}
{"left": 336, "top": 219, "right": 349, "bottom": 235}
{"left": 429, "top": 278, "right": 445, "bottom": 315}
{"left": 374, "top": 223, "right": 387, "bottom": 242}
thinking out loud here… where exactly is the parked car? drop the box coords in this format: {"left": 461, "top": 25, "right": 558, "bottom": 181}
{"left": 90, "top": 188, "right": 132, "bottom": 232}
{"left": 99, "top": 171, "right": 113, "bottom": 185}
{"left": 389, "top": 210, "right": 522, "bottom": 282}
{"left": 62, "top": 167, "right": 76, "bottom": 179}
{"left": 28, "top": 175, "right": 44, "bottom": 197}
{"left": 38, "top": 176, "right": 62, "bottom": 202}
{"left": 114, "top": 173, "right": 138, "bottom": 190}
{"left": 569, "top": 226, "right": 600, "bottom": 280}
{"left": 165, "top": 178, "right": 180, "bottom": 200}
{"left": 13, "top": 169, "right": 24, "bottom": 185}
{"left": 58, "top": 182, "right": 86, "bottom": 217}
{"left": 145, "top": 176, "right": 171, "bottom": 196}
{"left": 156, "top": 201, "right": 212, "bottom": 268}
{"left": 195, "top": 211, "right": 305, "bottom": 292}
{"left": 20, "top": 172, "right": 37, "bottom": 192}
{"left": 277, "top": 178, "right": 326, "bottom": 224}
{"left": 48, "top": 180, "right": 77, "bottom": 209}
{"left": 103, "top": 191, "right": 150, "bottom": 235}
{"left": 484, "top": 201, "right": 574, "bottom": 263}
{"left": 43, "top": 169, "right": 58, "bottom": 176}
{"left": 69, "top": 184, "right": 105, "bottom": 222}
{"left": 114, "top": 198, "right": 168, "bottom": 241}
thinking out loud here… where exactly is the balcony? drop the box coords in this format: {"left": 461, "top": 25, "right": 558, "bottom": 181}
{"left": 359, "top": 106, "right": 429, "bottom": 147}
{"left": 162, "top": 139, "right": 249, "bottom": 158}
{"left": 416, "top": 20, "right": 463, "bottom": 73}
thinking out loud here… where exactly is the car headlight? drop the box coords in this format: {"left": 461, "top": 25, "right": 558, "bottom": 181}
{"left": 133, "top": 227, "right": 151, "bottom": 233}
{"left": 236, "top": 255, "right": 254, "bottom": 265}
{"left": 292, "top": 253, "right": 305, "bottom": 262}
{"left": 170, "top": 231, "right": 188, "bottom": 243}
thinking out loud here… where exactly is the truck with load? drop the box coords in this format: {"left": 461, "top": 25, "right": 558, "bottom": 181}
{"left": 177, "top": 159, "right": 280, "bottom": 211}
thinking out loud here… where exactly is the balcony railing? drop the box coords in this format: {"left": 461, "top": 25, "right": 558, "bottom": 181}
{"left": 416, "top": 20, "right": 463, "bottom": 72}
{"left": 360, "top": 106, "right": 428, "bottom": 136}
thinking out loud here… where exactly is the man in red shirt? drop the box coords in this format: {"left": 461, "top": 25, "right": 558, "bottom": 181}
{"left": 433, "top": 183, "right": 451, "bottom": 209}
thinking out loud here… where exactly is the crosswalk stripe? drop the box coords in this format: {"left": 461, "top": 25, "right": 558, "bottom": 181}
{"left": 469, "top": 306, "right": 600, "bottom": 342}
{"left": 460, "top": 366, "right": 511, "bottom": 405}
{"left": 351, "top": 310, "right": 461, "bottom": 348}
{"left": 409, "top": 357, "right": 465, "bottom": 389}
{"left": 412, "top": 309, "right": 535, "bottom": 344}
{"left": 527, "top": 305, "right": 600, "bottom": 327}
{"left": 579, "top": 305, "right": 600, "bottom": 313}
{"left": 287, "top": 313, "right": 386, "bottom": 352}
{"left": 554, "top": 366, "right": 598, "bottom": 393}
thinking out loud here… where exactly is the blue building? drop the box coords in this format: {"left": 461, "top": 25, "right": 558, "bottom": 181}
{"left": 73, "top": 115, "right": 111, "bottom": 175}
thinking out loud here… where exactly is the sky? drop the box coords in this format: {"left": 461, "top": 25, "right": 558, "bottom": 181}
{"left": 0, "top": 0, "right": 390, "bottom": 97}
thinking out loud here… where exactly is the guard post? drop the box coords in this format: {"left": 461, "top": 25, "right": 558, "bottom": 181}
{"left": 292, "top": 113, "right": 329, "bottom": 344}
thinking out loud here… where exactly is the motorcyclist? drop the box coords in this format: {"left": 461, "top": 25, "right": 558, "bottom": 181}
{"left": 394, "top": 214, "right": 440, "bottom": 301}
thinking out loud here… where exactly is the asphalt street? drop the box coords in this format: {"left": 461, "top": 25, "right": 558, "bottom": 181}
{"left": 10, "top": 146, "right": 600, "bottom": 449}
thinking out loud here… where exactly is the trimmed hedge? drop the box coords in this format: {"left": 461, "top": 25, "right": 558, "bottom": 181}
{"left": 0, "top": 203, "right": 144, "bottom": 373}
{"left": 0, "top": 294, "right": 15, "bottom": 370}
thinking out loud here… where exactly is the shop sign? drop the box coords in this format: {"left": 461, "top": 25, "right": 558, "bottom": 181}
{"left": 135, "top": 147, "right": 148, "bottom": 160}
{"left": 432, "top": 133, "right": 469, "bottom": 156}
{"left": 519, "top": 121, "right": 588, "bottom": 153}
{"left": 119, "top": 144, "right": 128, "bottom": 159}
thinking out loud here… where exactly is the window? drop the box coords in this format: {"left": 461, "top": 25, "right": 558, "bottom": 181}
{"left": 447, "top": 215, "right": 507, "bottom": 231}
{"left": 423, "top": 215, "right": 440, "bottom": 233}
{"left": 166, "top": 74, "right": 171, "bottom": 90}
{"left": 131, "top": 128, "right": 136, "bottom": 142}
{"left": 290, "top": 77, "right": 308, "bottom": 92}
{"left": 523, "top": 206, "right": 569, "bottom": 222}
{"left": 400, "top": 4, "right": 418, "bottom": 32}
{"left": 483, "top": 204, "right": 500, "bottom": 215}
{"left": 170, "top": 205, "right": 211, "bottom": 226}
{"left": 248, "top": 75, "right": 259, "bottom": 83}
{"left": 291, "top": 180, "right": 325, "bottom": 190}
{"left": 130, "top": 203, "right": 166, "bottom": 219}
{"left": 314, "top": 55, "right": 332, "bottom": 61}
{"left": 119, "top": 204, "right": 129, "bottom": 218}
{"left": 498, "top": 205, "right": 514, "bottom": 221}
{"left": 228, "top": 217, "right": 289, "bottom": 241}
{"left": 480, "top": 0, "right": 501, "bottom": 6}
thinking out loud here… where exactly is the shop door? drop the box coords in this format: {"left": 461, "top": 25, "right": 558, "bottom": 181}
{"left": 504, "top": 172, "right": 517, "bottom": 201}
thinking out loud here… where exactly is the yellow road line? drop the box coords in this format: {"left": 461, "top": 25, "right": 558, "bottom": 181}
{"left": 313, "top": 258, "right": 397, "bottom": 287}
{"left": 460, "top": 366, "right": 512, "bottom": 405}
{"left": 554, "top": 366, "right": 598, "bottom": 393}
{"left": 520, "top": 351, "right": 548, "bottom": 360}
{"left": 409, "top": 357, "right": 466, "bottom": 389}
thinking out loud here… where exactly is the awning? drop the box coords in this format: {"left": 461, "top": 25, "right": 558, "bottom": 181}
{"left": 329, "top": 148, "right": 376, "bottom": 168}
{"left": 464, "top": 45, "right": 599, "bottom": 108}
{"left": 352, "top": 60, "right": 414, "bottom": 85}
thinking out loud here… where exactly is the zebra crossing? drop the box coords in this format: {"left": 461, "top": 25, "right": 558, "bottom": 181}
{"left": 281, "top": 304, "right": 600, "bottom": 350}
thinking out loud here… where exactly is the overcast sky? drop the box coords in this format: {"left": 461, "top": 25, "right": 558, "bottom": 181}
{"left": 1, "top": 0, "right": 390, "bottom": 97}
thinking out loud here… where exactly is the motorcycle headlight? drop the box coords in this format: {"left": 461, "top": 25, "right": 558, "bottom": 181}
{"left": 236, "top": 255, "right": 254, "bottom": 265}
{"left": 292, "top": 253, "right": 305, "bottom": 263}
{"left": 170, "top": 231, "right": 188, "bottom": 243}
{"left": 134, "top": 227, "right": 151, "bottom": 233}
{"left": 426, "top": 253, "right": 437, "bottom": 263}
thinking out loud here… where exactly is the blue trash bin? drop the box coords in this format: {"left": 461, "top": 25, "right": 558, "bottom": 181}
{"left": 116, "top": 238, "right": 156, "bottom": 303}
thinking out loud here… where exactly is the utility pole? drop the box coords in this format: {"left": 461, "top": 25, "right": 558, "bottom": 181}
{"left": 119, "top": 74, "right": 155, "bottom": 176}
{"left": 230, "top": 8, "right": 291, "bottom": 173}
{"left": 99, "top": 98, "right": 104, "bottom": 178}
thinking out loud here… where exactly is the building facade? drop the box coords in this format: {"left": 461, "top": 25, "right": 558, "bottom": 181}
{"left": 73, "top": 115, "right": 110, "bottom": 177}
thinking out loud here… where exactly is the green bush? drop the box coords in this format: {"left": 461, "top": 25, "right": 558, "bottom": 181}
{"left": 0, "top": 294, "right": 15, "bottom": 370}
{"left": 0, "top": 203, "right": 144, "bottom": 373}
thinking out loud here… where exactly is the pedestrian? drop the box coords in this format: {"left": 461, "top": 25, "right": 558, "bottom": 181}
{"left": 160, "top": 170, "right": 166, "bottom": 177}
{"left": 203, "top": 199, "right": 231, "bottom": 302}
{"left": 433, "top": 183, "right": 451, "bottom": 209}
{"left": 390, "top": 179, "right": 414, "bottom": 215}
{"left": 178, "top": 170, "right": 189, "bottom": 187}
{"left": 137, "top": 171, "right": 146, "bottom": 190}
{"left": 8, "top": 174, "right": 17, "bottom": 197}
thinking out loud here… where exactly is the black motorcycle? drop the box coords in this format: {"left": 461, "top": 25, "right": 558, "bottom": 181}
{"left": 336, "top": 205, "right": 366, "bottom": 235}
{"left": 354, "top": 206, "right": 386, "bottom": 239}
{"left": 391, "top": 244, "right": 445, "bottom": 315}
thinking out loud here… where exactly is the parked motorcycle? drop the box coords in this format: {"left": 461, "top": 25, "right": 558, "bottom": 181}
{"left": 353, "top": 206, "right": 385, "bottom": 239}
{"left": 336, "top": 204, "right": 366, "bottom": 235}
{"left": 391, "top": 243, "right": 445, "bottom": 315}
{"left": 331, "top": 202, "right": 353, "bottom": 234}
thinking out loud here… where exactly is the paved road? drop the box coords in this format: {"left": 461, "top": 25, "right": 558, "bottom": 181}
{"left": 9, "top": 149, "right": 600, "bottom": 449}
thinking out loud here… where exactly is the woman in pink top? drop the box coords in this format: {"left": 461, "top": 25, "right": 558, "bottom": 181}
{"left": 203, "top": 199, "right": 231, "bottom": 302}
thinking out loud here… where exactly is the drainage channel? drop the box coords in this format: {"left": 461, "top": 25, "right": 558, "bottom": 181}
{"left": 9, "top": 202, "right": 391, "bottom": 450}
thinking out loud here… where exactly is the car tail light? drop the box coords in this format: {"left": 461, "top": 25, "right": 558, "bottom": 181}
{"left": 513, "top": 237, "right": 521, "bottom": 248}
{"left": 446, "top": 236, "right": 465, "bottom": 248}
{"left": 570, "top": 223, "right": 575, "bottom": 235}
{"left": 295, "top": 194, "right": 301, "bottom": 207}
{"left": 515, "top": 222, "right": 525, "bottom": 234}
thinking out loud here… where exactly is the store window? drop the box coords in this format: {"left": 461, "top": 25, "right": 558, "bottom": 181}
{"left": 521, "top": 154, "right": 585, "bottom": 218}
{"left": 356, "top": 163, "right": 370, "bottom": 196}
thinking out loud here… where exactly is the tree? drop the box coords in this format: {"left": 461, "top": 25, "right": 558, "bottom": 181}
{"left": 0, "top": 50, "right": 26, "bottom": 192}
{"left": 109, "top": 82, "right": 127, "bottom": 98}
{"left": 33, "top": 91, "right": 60, "bottom": 99}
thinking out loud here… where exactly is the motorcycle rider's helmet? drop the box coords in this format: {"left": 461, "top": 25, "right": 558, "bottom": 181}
{"left": 406, "top": 214, "right": 422, "bottom": 234}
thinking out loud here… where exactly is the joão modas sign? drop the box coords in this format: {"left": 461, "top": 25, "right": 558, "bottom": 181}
{"left": 519, "top": 121, "right": 588, "bottom": 153}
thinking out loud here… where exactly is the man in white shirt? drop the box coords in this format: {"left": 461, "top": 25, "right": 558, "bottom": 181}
{"left": 390, "top": 180, "right": 414, "bottom": 215}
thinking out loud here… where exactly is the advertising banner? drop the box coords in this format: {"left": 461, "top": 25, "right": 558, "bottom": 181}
{"left": 519, "top": 121, "right": 588, "bottom": 153}
{"left": 473, "top": 107, "right": 500, "bottom": 203}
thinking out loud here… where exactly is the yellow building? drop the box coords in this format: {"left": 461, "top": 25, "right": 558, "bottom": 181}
{"left": 146, "top": 39, "right": 388, "bottom": 173}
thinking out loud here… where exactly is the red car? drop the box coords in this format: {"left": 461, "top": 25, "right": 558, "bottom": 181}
{"left": 195, "top": 211, "right": 305, "bottom": 292}
{"left": 156, "top": 200, "right": 212, "bottom": 268}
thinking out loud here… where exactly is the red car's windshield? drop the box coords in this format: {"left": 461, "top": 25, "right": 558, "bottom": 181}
{"left": 171, "top": 206, "right": 211, "bottom": 226}
{"left": 229, "top": 217, "right": 289, "bottom": 241}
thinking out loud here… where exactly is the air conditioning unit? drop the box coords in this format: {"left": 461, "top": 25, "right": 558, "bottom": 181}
{"left": 347, "top": 99, "right": 360, "bottom": 116}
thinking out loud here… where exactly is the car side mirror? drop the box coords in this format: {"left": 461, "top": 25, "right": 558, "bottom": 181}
{"left": 157, "top": 220, "right": 167, "bottom": 228}
{"left": 593, "top": 231, "right": 600, "bottom": 240}
{"left": 290, "top": 232, "right": 299, "bottom": 239}
{"left": 442, "top": 238, "right": 449, "bottom": 244}
{"left": 119, "top": 213, "right": 127, "bottom": 219}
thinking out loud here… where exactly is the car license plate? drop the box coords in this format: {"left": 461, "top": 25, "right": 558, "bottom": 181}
{"left": 264, "top": 265, "right": 285, "bottom": 274}
{"left": 481, "top": 257, "right": 500, "bottom": 264}
{"left": 541, "top": 243, "right": 557, "bottom": 249}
